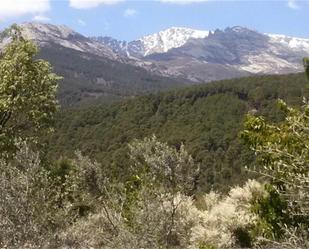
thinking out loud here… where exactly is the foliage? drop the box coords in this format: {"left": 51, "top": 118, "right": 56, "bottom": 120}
{"left": 59, "top": 139, "right": 266, "bottom": 249}
{"left": 0, "top": 136, "right": 271, "bottom": 249}
{"left": 250, "top": 184, "right": 288, "bottom": 240}
{"left": 0, "top": 141, "right": 64, "bottom": 248}
{"left": 129, "top": 135, "right": 199, "bottom": 195}
{"left": 241, "top": 99, "right": 309, "bottom": 221}
{"left": 0, "top": 143, "right": 119, "bottom": 248}
{"left": 60, "top": 192, "right": 200, "bottom": 249}
{"left": 241, "top": 96, "right": 309, "bottom": 246}
{"left": 303, "top": 57, "right": 309, "bottom": 83}
{"left": 127, "top": 137, "right": 200, "bottom": 248}
{"left": 190, "top": 180, "right": 267, "bottom": 249}
{"left": 48, "top": 72, "right": 308, "bottom": 192}
{"left": 0, "top": 25, "right": 59, "bottom": 156}
{"left": 59, "top": 139, "right": 202, "bottom": 249}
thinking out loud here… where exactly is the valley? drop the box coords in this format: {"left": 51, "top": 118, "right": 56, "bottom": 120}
{"left": 0, "top": 4, "right": 309, "bottom": 246}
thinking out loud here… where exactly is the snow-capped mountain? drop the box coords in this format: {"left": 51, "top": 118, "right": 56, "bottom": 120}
{"left": 93, "top": 27, "right": 209, "bottom": 58}
{"left": 135, "top": 27, "right": 210, "bottom": 56}
{"left": 93, "top": 26, "right": 309, "bottom": 79}
{"left": 137, "top": 26, "right": 309, "bottom": 81}
{"left": 0, "top": 22, "right": 186, "bottom": 105}
{"left": 20, "top": 22, "right": 118, "bottom": 60}
{"left": 4, "top": 22, "right": 309, "bottom": 89}
{"left": 268, "top": 33, "right": 309, "bottom": 53}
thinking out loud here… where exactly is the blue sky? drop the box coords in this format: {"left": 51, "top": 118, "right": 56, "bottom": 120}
{"left": 0, "top": 0, "right": 308, "bottom": 41}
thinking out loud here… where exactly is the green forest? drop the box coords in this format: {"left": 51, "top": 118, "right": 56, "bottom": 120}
{"left": 0, "top": 25, "right": 309, "bottom": 249}
{"left": 48, "top": 72, "right": 308, "bottom": 192}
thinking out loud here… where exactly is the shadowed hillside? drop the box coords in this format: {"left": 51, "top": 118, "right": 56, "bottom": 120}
{"left": 38, "top": 43, "right": 187, "bottom": 106}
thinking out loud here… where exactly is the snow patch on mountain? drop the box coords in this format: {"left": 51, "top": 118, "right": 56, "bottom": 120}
{"left": 238, "top": 33, "right": 309, "bottom": 74}
{"left": 139, "top": 27, "right": 209, "bottom": 56}
{"left": 267, "top": 33, "right": 309, "bottom": 53}
{"left": 7, "top": 23, "right": 309, "bottom": 82}
{"left": 240, "top": 52, "right": 300, "bottom": 74}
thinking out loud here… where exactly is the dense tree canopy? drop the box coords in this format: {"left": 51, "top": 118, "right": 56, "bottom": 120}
{"left": 48, "top": 72, "right": 308, "bottom": 192}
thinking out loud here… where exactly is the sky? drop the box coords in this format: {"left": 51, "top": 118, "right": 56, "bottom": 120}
{"left": 0, "top": 0, "right": 308, "bottom": 41}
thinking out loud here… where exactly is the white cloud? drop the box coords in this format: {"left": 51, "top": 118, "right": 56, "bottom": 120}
{"left": 32, "top": 15, "right": 51, "bottom": 22}
{"left": 69, "top": 0, "right": 124, "bottom": 9}
{"left": 78, "top": 19, "right": 86, "bottom": 26}
{"left": 124, "top": 8, "right": 137, "bottom": 17}
{"left": 159, "top": 0, "right": 208, "bottom": 4}
{"left": 0, "top": 0, "right": 50, "bottom": 21}
{"left": 287, "top": 0, "right": 299, "bottom": 9}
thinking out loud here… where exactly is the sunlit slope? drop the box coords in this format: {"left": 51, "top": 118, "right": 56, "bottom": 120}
{"left": 48, "top": 73, "right": 308, "bottom": 192}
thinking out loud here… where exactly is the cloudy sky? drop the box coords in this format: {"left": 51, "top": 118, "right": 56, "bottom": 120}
{"left": 0, "top": 0, "right": 308, "bottom": 41}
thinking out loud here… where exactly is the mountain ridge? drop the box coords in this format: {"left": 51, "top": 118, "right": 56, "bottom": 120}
{"left": 2, "top": 22, "right": 309, "bottom": 104}
{"left": 0, "top": 22, "right": 187, "bottom": 106}
{"left": 92, "top": 27, "right": 209, "bottom": 58}
{"left": 93, "top": 25, "right": 309, "bottom": 58}
{"left": 17, "top": 23, "right": 309, "bottom": 79}
{"left": 20, "top": 22, "right": 119, "bottom": 60}
{"left": 93, "top": 25, "right": 309, "bottom": 81}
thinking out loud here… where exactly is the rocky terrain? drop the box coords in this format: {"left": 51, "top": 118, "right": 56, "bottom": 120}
{"left": 96, "top": 26, "right": 309, "bottom": 82}
{"left": 2, "top": 22, "right": 308, "bottom": 104}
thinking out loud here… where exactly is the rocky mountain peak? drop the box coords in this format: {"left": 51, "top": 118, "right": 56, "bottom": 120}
{"left": 19, "top": 22, "right": 118, "bottom": 60}
{"left": 21, "top": 22, "right": 78, "bottom": 40}
{"left": 139, "top": 26, "right": 210, "bottom": 56}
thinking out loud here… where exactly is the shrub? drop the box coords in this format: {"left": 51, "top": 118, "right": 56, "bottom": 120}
{"left": 190, "top": 180, "right": 267, "bottom": 249}
{"left": 242, "top": 99, "right": 309, "bottom": 244}
{"left": 0, "top": 141, "right": 64, "bottom": 247}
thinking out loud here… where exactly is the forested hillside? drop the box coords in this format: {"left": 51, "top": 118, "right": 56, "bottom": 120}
{"left": 38, "top": 43, "right": 186, "bottom": 106}
{"left": 48, "top": 72, "right": 308, "bottom": 192}
{"left": 2, "top": 24, "right": 309, "bottom": 249}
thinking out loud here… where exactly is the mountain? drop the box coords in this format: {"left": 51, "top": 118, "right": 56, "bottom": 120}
{"left": 144, "top": 26, "right": 309, "bottom": 81}
{"left": 93, "top": 27, "right": 209, "bottom": 58}
{"left": 3, "top": 23, "right": 309, "bottom": 105}
{"left": 131, "top": 27, "right": 210, "bottom": 57}
{"left": 95, "top": 26, "right": 309, "bottom": 82}
{"left": 21, "top": 22, "right": 118, "bottom": 60}
{"left": 268, "top": 33, "right": 309, "bottom": 54}
{"left": 2, "top": 23, "right": 187, "bottom": 106}
{"left": 91, "top": 36, "right": 128, "bottom": 57}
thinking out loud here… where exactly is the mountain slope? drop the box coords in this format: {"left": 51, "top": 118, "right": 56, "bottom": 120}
{"left": 91, "top": 36, "right": 128, "bottom": 57}
{"left": 132, "top": 27, "right": 210, "bottom": 57}
{"left": 144, "top": 27, "right": 309, "bottom": 81}
{"left": 268, "top": 33, "right": 309, "bottom": 53}
{"left": 38, "top": 43, "right": 186, "bottom": 106}
{"left": 21, "top": 22, "right": 118, "bottom": 60}
{"left": 93, "top": 27, "right": 209, "bottom": 58}
{"left": 47, "top": 72, "right": 308, "bottom": 192}
{"left": 93, "top": 26, "right": 309, "bottom": 82}
{"left": 2, "top": 23, "right": 187, "bottom": 105}
{"left": 3, "top": 23, "right": 309, "bottom": 104}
